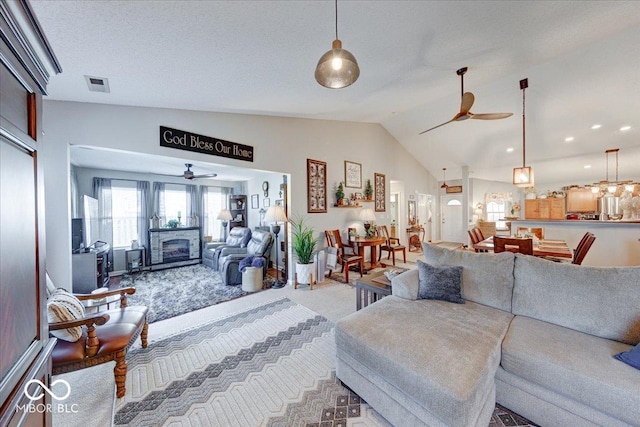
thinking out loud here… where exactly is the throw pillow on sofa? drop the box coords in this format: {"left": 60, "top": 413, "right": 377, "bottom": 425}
{"left": 417, "top": 259, "right": 464, "bottom": 304}
{"left": 614, "top": 343, "right": 640, "bottom": 371}
{"left": 47, "top": 289, "right": 86, "bottom": 342}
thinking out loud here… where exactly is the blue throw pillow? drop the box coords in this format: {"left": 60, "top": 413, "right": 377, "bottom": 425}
{"left": 614, "top": 343, "right": 640, "bottom": 370}
{"left": 417, "top": 260, "right": 464, "bottom": 304}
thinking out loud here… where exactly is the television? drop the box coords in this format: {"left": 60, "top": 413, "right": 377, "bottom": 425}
{"left": 82, "top": 195, "right": 101, "bottom": 248}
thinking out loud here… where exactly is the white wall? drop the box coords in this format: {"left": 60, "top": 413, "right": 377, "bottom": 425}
{"left": 42, "top": 101, "right": 438, "bottom": 284}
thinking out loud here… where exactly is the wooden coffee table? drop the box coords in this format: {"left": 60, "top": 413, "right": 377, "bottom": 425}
{"left": 355, "top": 268, "right": 408, "bottom": 310}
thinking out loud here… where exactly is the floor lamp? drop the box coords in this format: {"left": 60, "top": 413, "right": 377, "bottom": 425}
{"left": 217, "top": 209, "right": 232, "bottom": 241}
{"left": 264, "top": 205, "right": 287, "bottom": 288}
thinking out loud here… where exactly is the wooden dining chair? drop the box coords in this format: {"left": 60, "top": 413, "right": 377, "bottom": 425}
{"left": 324, "top": 230, "right": 363, "bottom": 283}
{"left": 517, "top": 227, "right": 544, "bottom": 239}
{"left": 493, "top": 236, "right": 533, "bottom": 255}
{"left": 572, "top": 232, "right": 596, "bottom": 265}
{"left": 378, "top": 225, "right": 406, "bottom": 265}
{"left": 468, "top": 228, "right": 487, "bottom": 252}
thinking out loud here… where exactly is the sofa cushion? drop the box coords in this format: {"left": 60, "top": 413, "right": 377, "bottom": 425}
{"left": 417, "top": 260, "right": 464, "bottom": 304}
{"left": 513, "top": 254, "right": 640, "bottom": 345}
{"left": 336, "top": 296, "right": 513, "bottom": 426}
{"left": 422, "top": 242, "right": 515, "bottom": 311}
{"left": 501, "top": 315, "right": 640, "bottom": 426}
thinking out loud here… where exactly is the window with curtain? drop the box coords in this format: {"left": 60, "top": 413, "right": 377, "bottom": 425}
{"left": 202, "top": 186, "right": 232, "bottom": 240}
{"left": 164, "top": 183, "right": 188, "bottom": 222}
{"left": 111, "top": 181, "right": 138, "bottom": 247}
{"left": 484, "top": 192, "right": 513, "bottom": 230}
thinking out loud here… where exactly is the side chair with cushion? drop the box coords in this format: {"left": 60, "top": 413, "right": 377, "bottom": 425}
{"left": 493, "top": 236, "right": 533, "bottom": 255}
{"left": 378, "top": 225, "right": 406, "bottom": 265}
{"left": 202, "top": 227, "right": 252, "bottom": 269}
{"left": 46, "top": 275, "right": 148, "bottom": 398}
{"left": 325, "top": 230, "right": 363, "bottom": 283}
{"left": 572, "top": 232, "right": 596, "bottom": 265}
{"left": 219, "top": 229, "right": 273, "bottom": 286}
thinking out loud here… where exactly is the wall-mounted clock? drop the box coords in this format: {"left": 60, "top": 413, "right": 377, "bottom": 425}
{"left": 262, "top": 181, "right": 269, "bottom": 197}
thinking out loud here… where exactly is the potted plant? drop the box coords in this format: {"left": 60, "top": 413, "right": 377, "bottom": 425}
{"left": 336, "top": 182, "right": 345, "bottom": 206}
{"left": 364, "top": 179, "right": 373, "bottom": 200}
{"left": 290, "top": 214, "right": 317, "bottom": 285}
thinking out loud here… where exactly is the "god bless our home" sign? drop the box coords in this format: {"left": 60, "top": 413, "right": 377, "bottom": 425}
{"left": 160, "top": 126, "right": 253, "bottom": 162}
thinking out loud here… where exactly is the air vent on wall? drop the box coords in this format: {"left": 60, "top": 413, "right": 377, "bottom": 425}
{"left": 84, "top": 75, "right": 110, "bottom": 93}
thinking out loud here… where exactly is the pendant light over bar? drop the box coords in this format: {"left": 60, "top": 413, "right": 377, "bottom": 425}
{"left": 513, "top": 78, "right": 534, "bottom": 187}
{"left": 314, "top": 0, "right": 360, "bottom": 89}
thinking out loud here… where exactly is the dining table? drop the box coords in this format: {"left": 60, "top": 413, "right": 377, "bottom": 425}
{"left": 350, "top": 235, "right": 387, "bottom": 271}
{"left": 473, "top": 236, "right": 573, "bottom": 259}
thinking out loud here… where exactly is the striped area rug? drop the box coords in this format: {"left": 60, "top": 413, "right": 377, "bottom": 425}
{"left": 113, "top": 298, "right": 535, "bottom": 427}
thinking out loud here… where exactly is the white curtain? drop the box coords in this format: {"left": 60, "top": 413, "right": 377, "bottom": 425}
{"left": 92, "top": 177, "right": 113, "bottom": 269}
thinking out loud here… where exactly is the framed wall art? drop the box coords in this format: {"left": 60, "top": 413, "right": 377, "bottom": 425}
{"left": 446, "top": 185, "right": 463, "bottom": 194}
{"left": 251, "top": 194, "right": 259, "bottom": 209}
{"left": 307, "top": 158, "right": 327, "bottom": 213}
{"left": 374, "top": 172, "right": 386, "bottom": 212}
{"left": 263, "top": 197, "right": 270, "bottom": 207}
{"left": 344, "top": 160, "right": 362, "bottom": 188}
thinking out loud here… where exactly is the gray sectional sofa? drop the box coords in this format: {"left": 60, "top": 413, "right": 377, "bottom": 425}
{"left": 335, "top": 243, "right": 640, "bottom": 427}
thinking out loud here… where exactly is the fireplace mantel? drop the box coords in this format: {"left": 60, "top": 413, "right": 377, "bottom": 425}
{"left": 149, "top": 227, "right": 200, "bottom": 270}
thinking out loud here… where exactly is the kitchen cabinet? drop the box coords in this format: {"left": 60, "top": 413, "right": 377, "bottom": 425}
{"left": 525, "top": 199, "right": 566, "bottom": 220}
{"left": 566, "top": 189, "right": 598, "bottom": 212}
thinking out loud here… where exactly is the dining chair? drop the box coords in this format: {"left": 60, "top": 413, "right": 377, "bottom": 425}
{"left": 378, "top": 225, "right": 406, "bottom": 265}
{"left": 324, "top": 230, "right": 363, "bottom": 283}
{"left": 572, "top": 232, "right": 596, "bottom": 265}
{"left": 468, "top": 228, "right": 487, "bottom": 252}
{"left": 493, "top": 236, "right": 533, "bottom": 255}
{"left": 477, "top": 221, "right": 497, "bottom": 238}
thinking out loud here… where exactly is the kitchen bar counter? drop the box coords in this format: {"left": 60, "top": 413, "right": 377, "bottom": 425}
{"left": 508, "top": 220, "right": 639, "bottom": 266}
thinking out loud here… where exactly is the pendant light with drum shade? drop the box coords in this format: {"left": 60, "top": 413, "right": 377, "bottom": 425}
{"left": 513, "top": 78, "right": 534, "bottom": 187}
{"left": 441, "top": 168, "right": 448, "bottom": 189}
{"left": 315, "top": 0, "right": 360, "bottom": 89}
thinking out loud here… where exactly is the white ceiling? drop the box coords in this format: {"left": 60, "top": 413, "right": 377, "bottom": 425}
{"left": 31, "top": 0, "right": 640, "bottom": 185}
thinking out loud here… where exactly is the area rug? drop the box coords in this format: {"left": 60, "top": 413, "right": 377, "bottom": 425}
{"left": 119, "top": 264, "right": 265, "bottom": 323}
{"left": 113, "top": 298, "right": 536, "bottom": 427}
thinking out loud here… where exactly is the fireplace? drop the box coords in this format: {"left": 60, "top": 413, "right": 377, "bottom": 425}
{"left": 162, "top": 239, "right": 190, "bottom": 263}
{"left": 149, "top": 227, "right": 201, "bottom": 269}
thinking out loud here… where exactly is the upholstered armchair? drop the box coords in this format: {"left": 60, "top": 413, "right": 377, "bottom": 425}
{"left": 46, "top": 277, "right": 148, "bottom": 398}
{"left": 219, "top": 229, "right": 274, "bottom": 286}
{"left": 202, "top": 227, "right": 252, "bottom": 269}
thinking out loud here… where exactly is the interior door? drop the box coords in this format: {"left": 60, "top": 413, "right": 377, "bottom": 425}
{"left": 440, "top": 195, "right": 464, "bottom": 243}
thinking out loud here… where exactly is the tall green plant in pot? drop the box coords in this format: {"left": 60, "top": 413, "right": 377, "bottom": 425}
{"left": 290, "top": 214, "right": 317, "bottom": 285}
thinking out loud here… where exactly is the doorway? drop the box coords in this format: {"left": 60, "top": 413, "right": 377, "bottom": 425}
{"left": 390, "top": 192, "right": 400, "bottom": 238}
{"left": 440, "top": 194, "right": 464, "bottom": 243}
{"left": 418, "top": 194, "right": 435, "bottom": 242}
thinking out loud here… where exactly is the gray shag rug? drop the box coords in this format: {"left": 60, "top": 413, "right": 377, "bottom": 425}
{"left": 119, "top": 264, "right": 265, "bottom": 323}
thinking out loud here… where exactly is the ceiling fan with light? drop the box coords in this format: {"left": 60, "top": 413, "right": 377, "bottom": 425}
{"left": 419, "top": 67, "right": 513, "bottom": 135}
{"left": 174, "top": 163, "right": 217, "bottom": 180}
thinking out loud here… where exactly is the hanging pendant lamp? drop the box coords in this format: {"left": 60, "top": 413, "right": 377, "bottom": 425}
{"left": 441, "top": 168, "right": 448, "bottom": 189}
{"left": 513, "top": 78, "right": 535, "bottom": 187}
{"left": 315, "top": 0, "right": 360, "bottom": 89}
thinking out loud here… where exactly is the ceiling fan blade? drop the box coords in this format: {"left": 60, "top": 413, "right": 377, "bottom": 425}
{"left": 192, "top": 173, "right": 218, "bottom": 179}
{"left": 460, "top": 92, "right": 474, "bottom": 114}
{"left": 419, "top": 120, "right": 454, "bottom": 135}
{"left": 470, "top": 112, "right": 513, "bottom": 120}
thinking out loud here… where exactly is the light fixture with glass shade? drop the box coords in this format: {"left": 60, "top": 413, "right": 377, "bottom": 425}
{"left": 264, "top": 205, "right": 288, "bottom": 288}
{"left": 513, "top": 78, "right": 535, "bottom": 187}
{"left": 217, "top": 209, "right": 233, "bottom": 240}
{"left": 314, "top": 0, "right": 360, "bottom": 89}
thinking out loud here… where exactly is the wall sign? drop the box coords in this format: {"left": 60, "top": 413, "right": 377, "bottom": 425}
{"left": 446, "top": 185, "right": 463, "bottom": 194}
{"left": 160, "top": 126, "right": 253, "bottom": 162}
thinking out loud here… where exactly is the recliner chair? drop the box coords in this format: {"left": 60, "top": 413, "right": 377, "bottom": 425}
{"left": 202, "top": 227, "right": 252, "bottom": 269}
{"left": 218, "top": 229, "right": 273, "bottom": 286}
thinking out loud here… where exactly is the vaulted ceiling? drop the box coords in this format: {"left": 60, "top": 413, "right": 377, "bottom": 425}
{"left": 31, "top": 0, "right": 640, "bottom": 185}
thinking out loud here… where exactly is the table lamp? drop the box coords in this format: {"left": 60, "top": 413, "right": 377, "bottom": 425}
{"left": 217, "top": 209, "right": 233, "bottom": 240}
{"left": 264, "top": 205, "right": 288, "bottom": 288}
{"left": 360, "top": 208, "right": 376, "bottom": 234}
